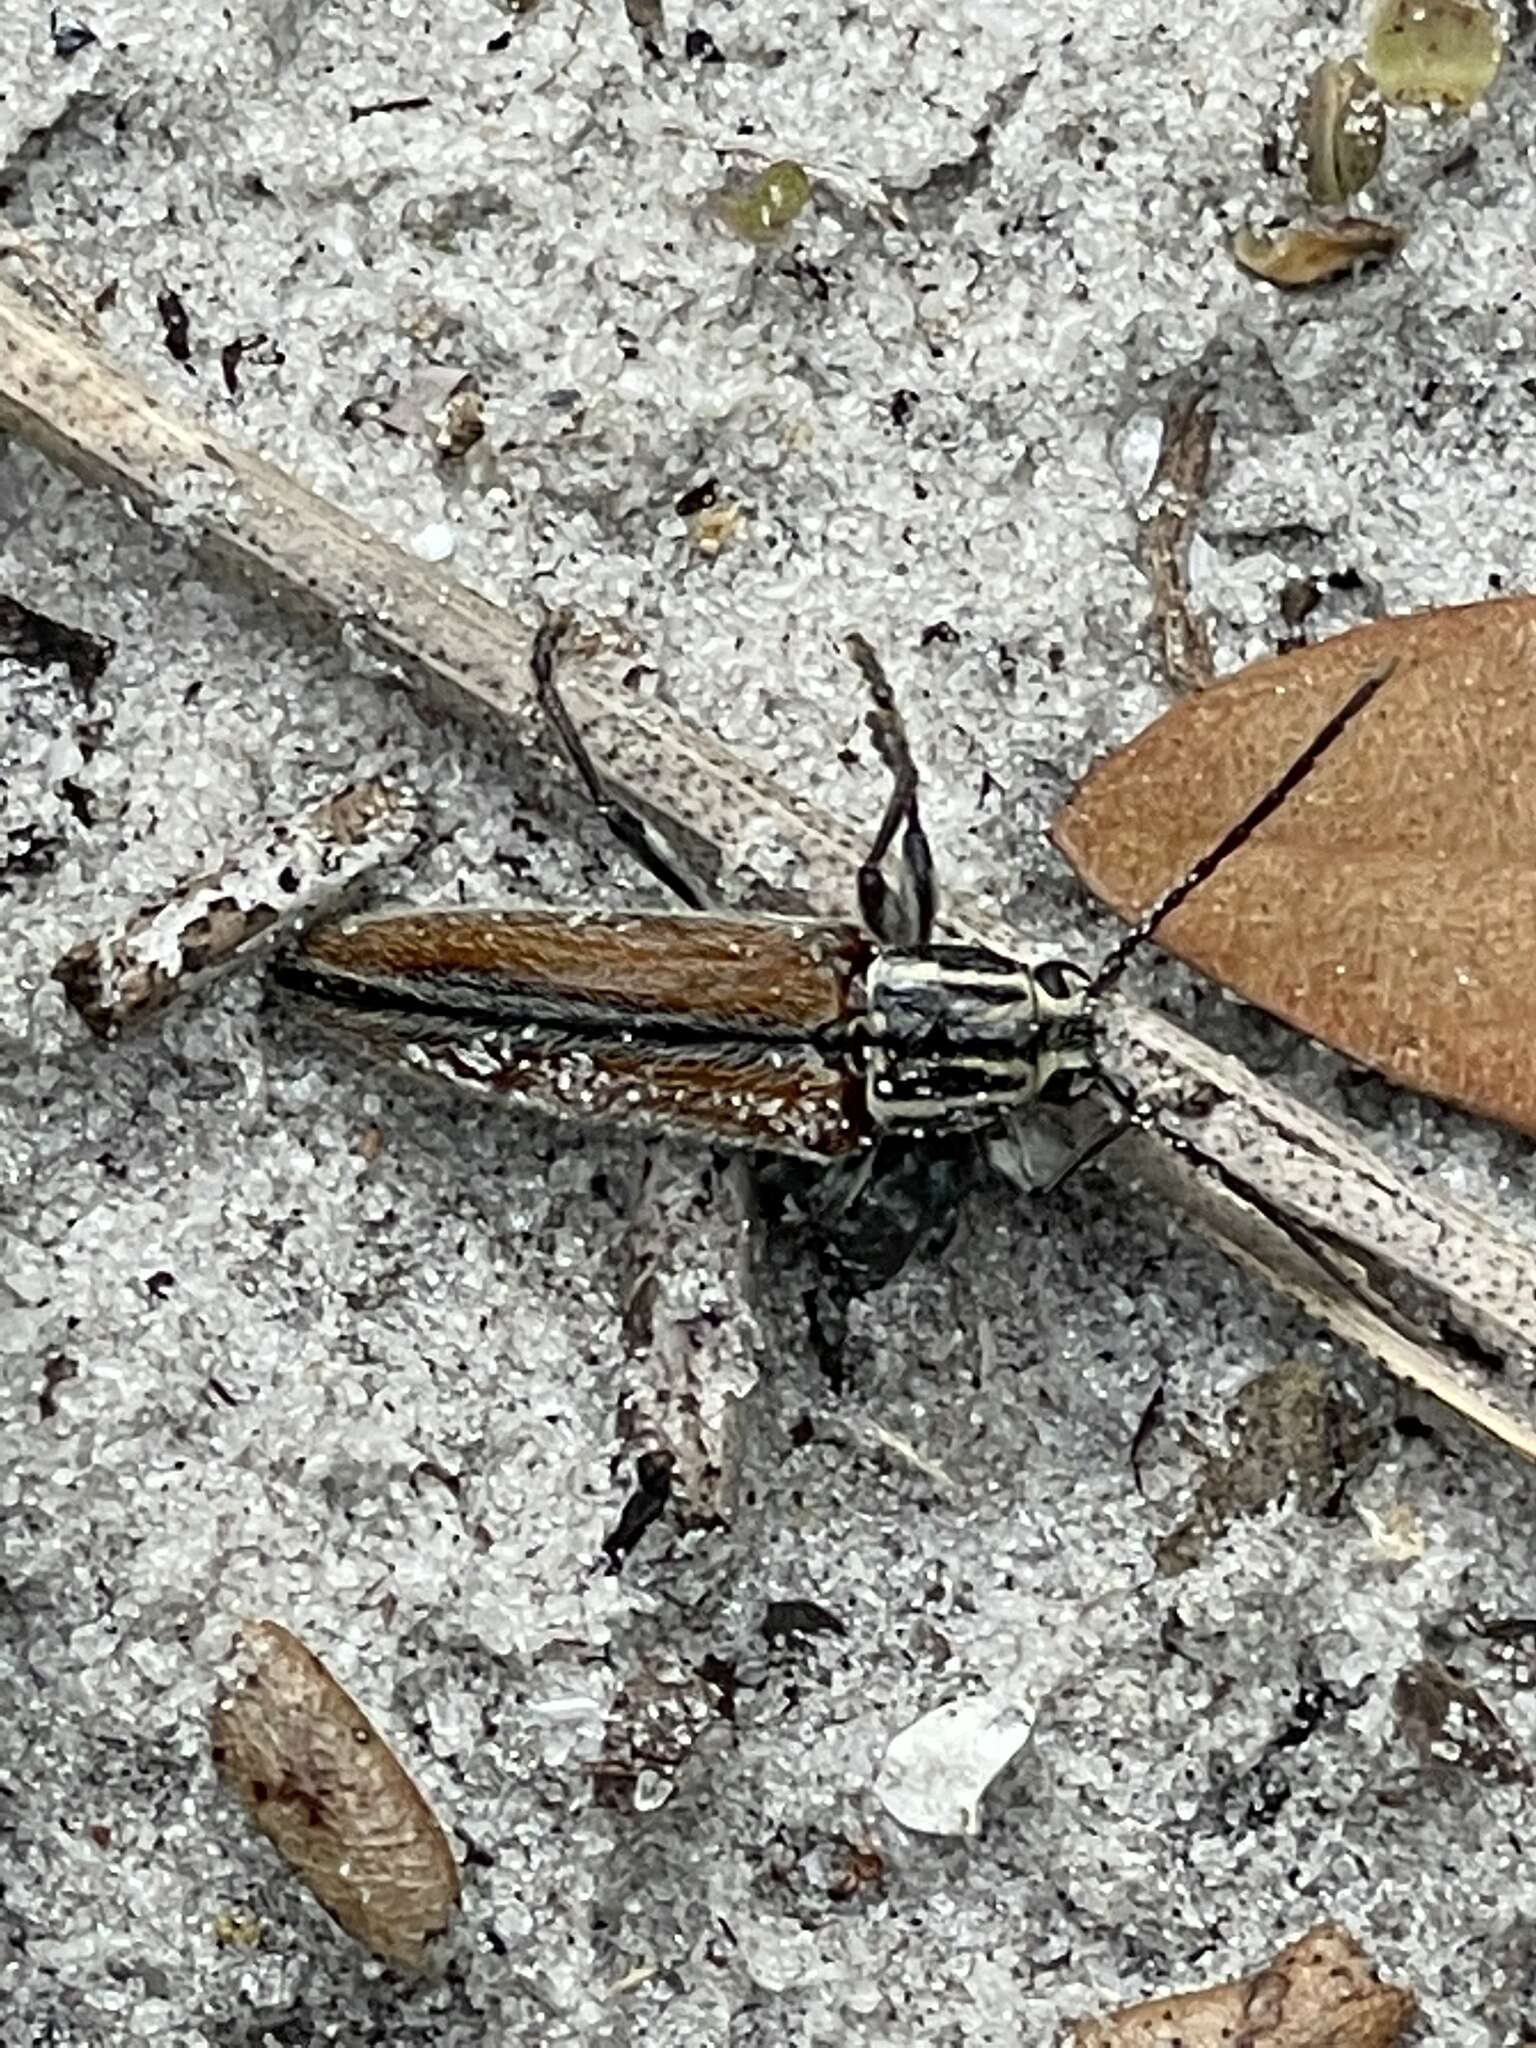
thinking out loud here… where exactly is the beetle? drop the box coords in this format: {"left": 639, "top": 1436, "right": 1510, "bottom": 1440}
{"left": 270, "top": 620, "right": 1388, "bottom": 1318}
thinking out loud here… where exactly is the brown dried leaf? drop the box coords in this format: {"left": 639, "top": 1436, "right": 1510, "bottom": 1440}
{"left": 1234, "top": 219, "right": 1405, "bottom": 288}
{"left": 1068, "top": 1923, "right": 1417, "bottom": 2047}
{"left": 1051, "top": 596, "right": 1536, "bottom": 1145}
{"left": 210, "top": 1619, "right": 460, "bottom": 1965}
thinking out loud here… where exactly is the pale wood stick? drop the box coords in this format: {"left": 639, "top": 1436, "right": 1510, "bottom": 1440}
{"left": 1110, "top": 1006, "right": 1536, "bottom": 1365}
{"left": 611, "top": 1149, "right": 764, "bottom": 1548}
{"left": 53, "top": 780, "right": 421, "bottom": 1037}
{"left": 3, "top": 273, "right": 1534, "bottom": 1461}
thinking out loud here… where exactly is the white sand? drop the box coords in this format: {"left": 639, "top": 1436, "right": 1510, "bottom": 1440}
{"left": 4, "top": 2, "right": 1535, "bottom": 2040}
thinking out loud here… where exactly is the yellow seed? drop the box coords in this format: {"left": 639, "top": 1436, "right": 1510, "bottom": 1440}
{"left": 690, "top": 500, "right": 744, "bottom": 555}
{"left": 712, "top": 160, "right": 813, "bottom": 245}
{"left": 1233, "top": 217, "right": 1405, "bottom": 288}
{"left": 210, "top": 1619, "right": 460, "bottom": 1966}
{"left": 212, "top": 1910, "right": 263, "bottom": 1949}
{"left": 1366, "top": 0, "right": 1503, "bottom": 110}
{"left": 1304, "top": 59, "right": 1388, "bottom": 205}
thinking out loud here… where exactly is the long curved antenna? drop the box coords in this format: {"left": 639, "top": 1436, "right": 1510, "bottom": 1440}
{"left": 1086, "top": 658, "right": 1397, "bottom": 1000}
{"left": 1077, "top": 1065, "right": 1393, "bottom": 1316}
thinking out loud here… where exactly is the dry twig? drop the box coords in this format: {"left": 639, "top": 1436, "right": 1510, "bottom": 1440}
{"left": 53, "top": 779, "right": 420, "bottom": 1036}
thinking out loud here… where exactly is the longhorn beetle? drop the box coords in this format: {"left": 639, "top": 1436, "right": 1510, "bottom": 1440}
{"left": 271, "top": 620, "right": 1390, "bottom": 1328}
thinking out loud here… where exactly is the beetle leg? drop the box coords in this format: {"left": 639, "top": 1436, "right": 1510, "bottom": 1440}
{"left": 845, "top": 634, "right": 936, "bottom": 947}
{"left": 533, "top": 611, "right": 715, "bottom": 910}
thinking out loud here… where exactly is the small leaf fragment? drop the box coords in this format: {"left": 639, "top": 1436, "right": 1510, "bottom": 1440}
{"left": 210, "top": 1619, "right": 460, "bottom": 1965}
{"left": 1155, "top": 1360, "right": 1368, "bottom": 1577}
{"left": 1366, "top": 0, "right": 1502, "bottom": 109}
{"left": 1234, "top": 217, "right": 1404, "bottom": 288}
{"left": 1069, "top": 1922, "right": 1417, "bottom": 2047}
{"left": 1393, "top": 1655, "right": 1532, "bottom": 1783}
{"left": 712, "top": 160, "right": 813, "bottom": 245}
{"left": 593, "top": 1661, "right": 732, "bottom": 1815}
{"left": 1303, "top": 59, "right": 1388, "bottom": 206}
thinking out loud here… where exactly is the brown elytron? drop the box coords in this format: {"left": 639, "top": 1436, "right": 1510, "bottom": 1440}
{"left": 1053, "top": 594, "right": 1536, "bottom": 1138}
{"left": 300, "top": 907, "right": 867, "bottom": 1032}
{"left": 285, "top": 907, "right": 872, "bottom": 1158}
{"left": 392, "top": 1027, "right": 864, "bottom": 1157}
{"left": 210, "top": 1619, "right": 460, "bottom": 1965}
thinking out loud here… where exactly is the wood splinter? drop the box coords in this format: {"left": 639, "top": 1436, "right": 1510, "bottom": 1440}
{"left": 1068, "top": 1922, "right": 1417, "bottom": 2047}
{"left": 607, "top": 1148, "right": 764, "bottom": 1564}
{"left": 1141, "top": 384, "right": 1217, "bottom": 696}
{"left": 53, "top": 778, "right": 421, "bottom": 1038}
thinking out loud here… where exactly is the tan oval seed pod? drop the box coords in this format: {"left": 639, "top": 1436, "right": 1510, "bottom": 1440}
{"left": 210, "top": 1618, "right": 460, "bottom": 1966}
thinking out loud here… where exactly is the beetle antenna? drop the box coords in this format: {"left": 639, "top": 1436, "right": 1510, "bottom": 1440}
{"left": 1085, "top": 658, "right": 1396, "bottom": 1000}
{"left": 1055, "top": 1069, "right": 1395, "bottom": 1326}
